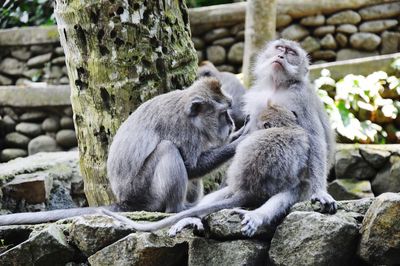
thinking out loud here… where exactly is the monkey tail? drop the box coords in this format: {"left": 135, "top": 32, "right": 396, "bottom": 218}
{"left": 0, "top": 207, "right": 106, "bottom": 226}
{"left": 100, "top": 194, "right": 245, "bottom": 232}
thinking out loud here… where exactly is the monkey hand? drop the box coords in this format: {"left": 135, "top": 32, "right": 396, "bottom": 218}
{"left": 232, "top": 209, "right": 263, "bottom": 237}
{"left": 311, "top": 191, "right": 337, "bottom": 214}
{"left": 168, "top": 217, "right": 204, "bottom": 237}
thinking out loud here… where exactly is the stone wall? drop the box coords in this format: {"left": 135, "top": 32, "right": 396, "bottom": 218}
{"left": 191, "top": 0, "right": 400, "bottom": 72}
{"left": 0, "top": 0, "right": 399, "bottom": 84}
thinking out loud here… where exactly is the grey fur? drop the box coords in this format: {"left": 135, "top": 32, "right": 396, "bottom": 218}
{"left": 197, "top": 62, "right": 246, "bottom": 128}
{"left": 243, "top": 39, "right": 336, "bottom": 213}
{"left": 0, "top": 77, "right": 243, "bottom": 225}
{"left": 102, "top": 104, "right": 313, "bottom": 234}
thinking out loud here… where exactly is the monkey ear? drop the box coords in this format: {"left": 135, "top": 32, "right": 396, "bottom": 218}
{"left": 187, "top": 98, "right": 207, "bottom": 117}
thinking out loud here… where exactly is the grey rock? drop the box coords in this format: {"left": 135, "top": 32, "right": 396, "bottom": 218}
{"left": 16, "top": 122, "right": 42, "bottom": 137}
{"left": 203, "top": 209, "right": 274, "bottom": 240}
{"left": 60, "top": 116, "right": 74, "bottom": 129}
{"left": 336, "top": 24, "right": 358, "bottom": 34}
{"left": 204, "top": 28, "right": 230, "bottom": 43}
{"left": 0, "top": 74, "right": 12, "bottom": 85}
{"left": 197, "top": 51, "right": 204, "bottom": 63}
{"left": 206, "top": 45, "right": 226, "bottom": 65}
{"left": 2, "top": 107, "right": 18, "bottom": 121}
{"left": 20, "top": 111, "right": 47, "bottom": 122}
{"left": 359, "top": 19, "right": 398, "bottom": 33}
{"left": 227, "top": 42, "right": 244, "bottom": 64}
{"left": 313, "top": 25, "right": 335, "bottom": 37}
{"left": 42, "top": 117, "right": 60, "bottom": 132}
{"left": 336, "top": 33, "right": 348, "bottom": 48}
{"left": 64, "top": 107, "right": 73, "bottom": 116}
{"left": 291, "top": 197, "right": 374, "bottom": 215}
{"left": 30, "top": 44, "right": 53, "bottom": 54}
{"left": 27, "top": 52, "right": 52, "bottom": 67}
{"left": 328, "top": 179, "right": 374, "bottom": 200}
{"left": 358, "top": 193, "right": 400, "bottom": 265}
{"left": 381, "top": 31, "right": 400, "bottom": 54}
{"left": 372, "top": 155, "right": 400, "bottom": 195}
{"left": 56, "top": 129, "right": 77, "bottom": 149}
{"left": 191, "top": 37, "right": 204, "bottom": 49}
{"left": 59, "top": 76, "right": 70, "bottom": 84}
{"left": 235, "top": 30, "right": 245, "bottom": 41}
{"left": 190, "top": 238, "right": 269, "bottom": 266}
{"left": 55, "top": 46, "right": 64, "bottom": 56}
{"left": 350, "top": 32, "right": 381, "bottom": 51}
{"left": 230, "top": 23, "right": 244, "bottom": 35}
{"left": 23, "top": 68, "right": 43, "bottom": 80}
{"left": 276, "top": 14, "right": 292, "bottom": 28}
{"left": 326, "top": 10, "right": 361, "bottom": 25}
{"left": 300, "top": 15, "right": 325, "bottom": 27}
{"left": 336, "top": 48, "right": 379, "bottom": 60}
{"left": 69, "top": 215, "right": 133, "bottom": 256}
{"left": 0, "top": 148, "right": 27, "bottom": 162}
{"left": 320, "top": 34, "right": 337, "bottom": 50}
{"left": 359, "top": 146, "right": 390, "bottom": 169}
{"left": 3, "top": 171, "right": 53, "bottom": 204}
{"left": 51, "top": 56, "right": 66, "bottom": 65}
{"left": 215, "top": 65, "right": 235, "bottom": 73}
{"left": 359, "top": 2, "right": 400, "bottom": 20}
{"left": 213, "top": 37, "right": 235, "bottom": 47}
{"left": 0, "top": 57, "right": 26, "bottom": 76}
{"left": 269, "top": 211, "right": 360, "bottom": 266}
{"left": 88, "top": 232, "right": 189, "bottom": 266}
{"left": 300, "top": 36, "right": 321, "bottom": 53}
{"left": 2, "top": 115, "right": 16, "bottom": 132}
{"left": 335, "top": 148, "right": 377, "bottom": 180}
{"left": 281, "top": 24, "right": 309, "bottom": 41}
{"left": 28, "top": 135, "right": 61, "bottom": 155}
{"left": 11, "top": 47, "right": 31, "bottom": 61}
{"left": 0, "top": 225, "right": 74, "bottom": 265}
{"left": 15, "top": 78, "right": 31, "bottom": 86}
{"left": 61, "top": 66, "right": 68, "bottom": 75}
{"left": 46, "top": 65, "right": 63, "bottom": 79}
{"left": 311, "top": 50, "right": 336, "bottom": 61}
{"left": 5, "top": 132, "right": 30, "bottom": 148}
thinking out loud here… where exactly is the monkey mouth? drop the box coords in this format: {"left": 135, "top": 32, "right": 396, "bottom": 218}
{"left": 272, "top": 60, "right": 283, "bottom": 67}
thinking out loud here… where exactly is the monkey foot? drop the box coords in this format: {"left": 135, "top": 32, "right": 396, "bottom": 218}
{"left": 232, "top": 209, "right": 263, "bottom": 237}
{"left": 311, "top": 191, "right": 337, "bottom": 214}
{"left": 168, "top": 217, "right": 204, "bottom": 237}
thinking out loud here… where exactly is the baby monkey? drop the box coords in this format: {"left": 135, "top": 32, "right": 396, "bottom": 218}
{"left": 103, "top": 103, "right": 313, "bottom": 237}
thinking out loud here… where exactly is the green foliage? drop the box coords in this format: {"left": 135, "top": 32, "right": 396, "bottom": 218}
{"left": 315, "top": 64, "right": 400, "bottom": 144}
{"left": 186, "top": 0, "right": 235, "bottom": 8}
{"left": 0, "top": 0, "right": 55, "bottom": 29}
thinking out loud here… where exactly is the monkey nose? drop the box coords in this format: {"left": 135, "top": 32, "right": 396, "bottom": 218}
{"left": 278, "top": 55, "right": 284, "bottom": 59}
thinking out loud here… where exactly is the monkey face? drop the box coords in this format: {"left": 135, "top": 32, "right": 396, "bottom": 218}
{"left": 254, "top": 39, "right": 310, "bottom": 84}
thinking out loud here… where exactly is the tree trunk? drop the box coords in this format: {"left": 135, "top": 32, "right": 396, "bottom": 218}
{"left": 242, "top": 0, "right": 277, "bottom": 87}
{"left": 54, "top": 0, "right": 198, "bottom": 206}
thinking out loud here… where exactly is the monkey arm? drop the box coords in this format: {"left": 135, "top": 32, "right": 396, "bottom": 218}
{"left": 308, "top": 134, "right": 337, "bottom": 213}
{"left": 186, "top": 139, "right": 242, "bottom": 178}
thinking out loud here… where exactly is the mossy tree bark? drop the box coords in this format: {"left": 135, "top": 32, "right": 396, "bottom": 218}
{"left": 242, "top": 0, "right": 276, "bottom": 87}
{"left": 54, "top": 0, "right": 198, "bottom": 206}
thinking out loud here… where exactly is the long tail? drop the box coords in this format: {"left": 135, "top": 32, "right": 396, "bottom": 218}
{"left": 101, "top": 194, "right": 245, "bottom": 232}
{"left": 0, "top": 207, "right": 102, "bottom": 225}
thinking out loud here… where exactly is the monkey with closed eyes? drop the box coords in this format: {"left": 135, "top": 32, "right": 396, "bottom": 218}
{"left": 197, "top": 61, "right": 247, "bottom": 129}
{"left": 100, "top": 103, "right": 313, "bottom": 237}
{"left": 0, "top": 77, "right": 245, "bottom": 225}
{"left": 243, "top": 39, "right": 336, "bottom": 213}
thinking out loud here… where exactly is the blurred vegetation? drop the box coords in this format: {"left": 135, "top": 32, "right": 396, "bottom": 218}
{"left": 316, "top": 58, "right": 400, "bottom": 144}
{"left": 0, "top": 0, "right": 238, "bottom": 28}
{"left": 0, "top": 0, "right": 55, "bottom": 28}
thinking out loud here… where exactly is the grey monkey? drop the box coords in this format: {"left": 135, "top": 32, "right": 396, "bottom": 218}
{"left": 100, "top": 104, "right": 312, "bottom": 237}
{"left": 0, "top": 77, "right": 243, "bottom": 225}
{"left": 197, "top": 61, "right": 246, "bottom": 128}
{"left": 243, "top": 38, "right": 336, "bottom": 213}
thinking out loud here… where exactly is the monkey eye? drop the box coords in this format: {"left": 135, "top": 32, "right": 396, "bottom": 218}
{"left": 263, "top": 122, "right": 272, "bottom": 128}
{"left": 276, "top": 45, "right": 285, "bottom": 52}
{"left": 288, "top": 49, "right": 297, "bottom": 56}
